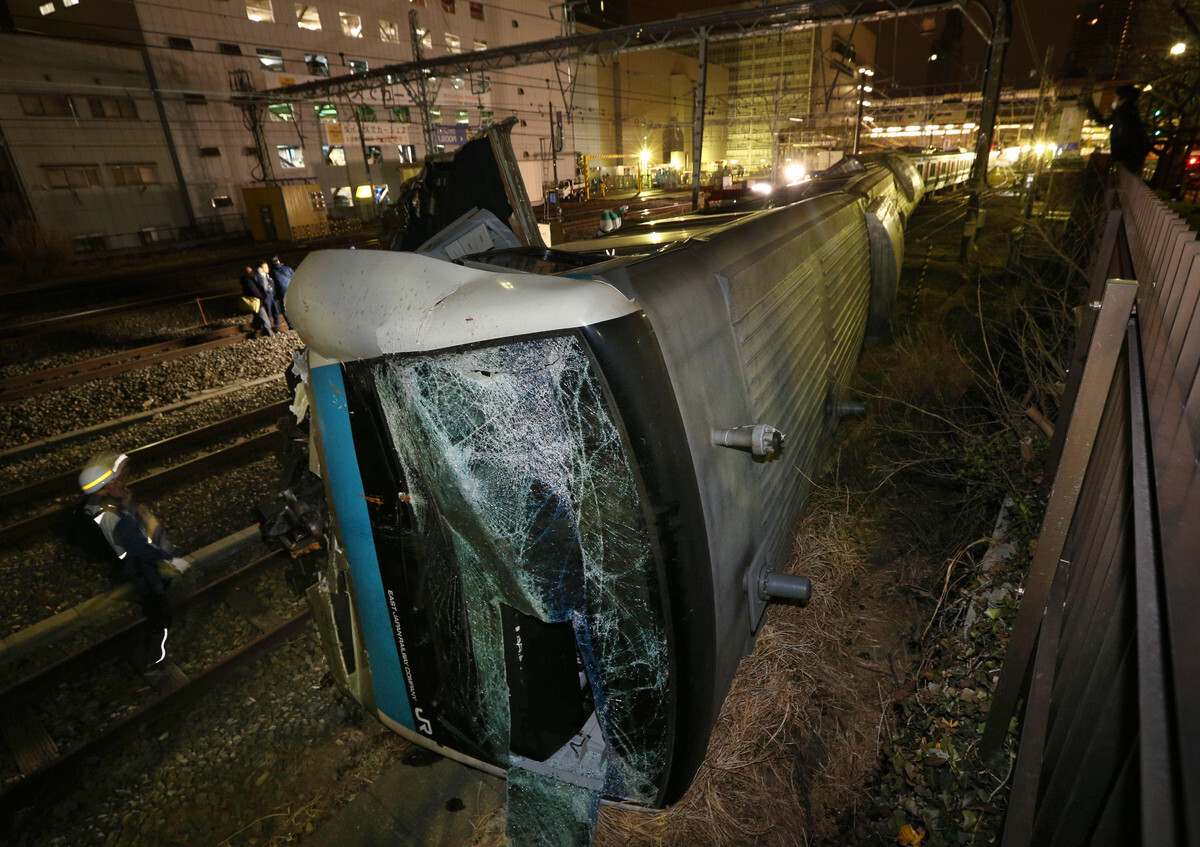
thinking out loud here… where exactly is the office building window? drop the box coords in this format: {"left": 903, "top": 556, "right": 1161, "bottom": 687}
{"left": 379, "top": 19, "right": 400, "bottom": 42}
{"left": 455, "top": 109, "right": 469, "bottom": 125}
{"left": 306, "top": 54, "right": 330, "bottom": 76}
{"left": 268, "top": 103, "right": 294, "bottom": 121}
{"left": 42, "top": 164, "right": 101, "bottom": 189}
{"left": 480, "top": 109, "right": 493, "bottom": 128}
{"left": 257, "top": 48, "right": 284, "bottom": 71}
{"left": 88, "top": 97, "right": 138, "bottom": 119}
{"left": 243, "top": 146, "right": 259, "bottom": 156}
{"left": 182, "top": 93, "right": 208, "bottom": 105}
{"left": 198, "top": 147, "right": 221, "bottom": 157}
{"left": 168, "top": 36, "right": 194, "bottom": 50}
{"left": 441, "top": 0, "right": 454, "bottom": 11}
{"left": 246, "top": 0, "right": 273, "bottom": 22}
{"left": 332, "top": 186, "right": 353, "bottom": 207}
{"left": 219, "top": 43, "right": 242, "bottom": 55}
{"left": 348, "top": 59, "right": 369, "bottom": 75}
{"left": 315, "top": 103, "right": 339, "bottom": 122}
{"left": 415, "top": 27, "right": 431, "bottom": 48}
{"left": 445, "top": 33, "right": 460, "bottom": 53}
{"left": 295, "top": 3, "right": 320, "bottom": 29}
{"left": 470, "top": 2, "right": 482, "bottom": 20}
{"left": 354, "top": 103, "right": 375, "bottom": 121}
{"left": 365, "top": 146, "right": 382, "bottom": 165}
{"left": 211, "top": 196, "right": 235, "bottom": 208}
{"left": 20, "top": 94, "right": 74, "bottom": 116}
{"left": 397, "top": 144, "right": 416, "bottom": 163}
{"left": 39, "top": 2, "right": 54, "bottom": 14}
{"left": 277, "top": 145, "right": 305, "bottom": 167}
{"left": 451, "top": 76, "right": 465, "bottom": 90}
{"left": 323, "top": 145, "right": 346, "bottom": 166}
{"left": 392, "top": 105, "right": 410, "bottom": 122}
{"left": 339, "top": 11, "right": 363, "bottom": 37}
{"left": 428, "top": 107, "right": 441, "bottom": 123}
{"left": 474, "top": 39, "right": 486, "bottom": 51}
{"left": 110, "top": 163, "right": 160, "bottom": 186}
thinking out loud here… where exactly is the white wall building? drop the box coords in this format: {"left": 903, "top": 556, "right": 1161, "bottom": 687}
{"left": 1, "top": 0, "right": 577, "bottom": 249}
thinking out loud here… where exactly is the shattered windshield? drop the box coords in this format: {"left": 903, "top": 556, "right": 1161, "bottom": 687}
{"left": 341, "top": 332, "right": 672, "bottom": 812}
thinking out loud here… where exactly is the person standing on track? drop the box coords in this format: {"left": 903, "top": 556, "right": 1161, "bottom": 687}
{"left": 239, "top": 264, "right": 273, "bottom": 335}
{"left": 77, "top": 452, "right": 190, "bottom": 668}
{"left": 255, "top": 261, "right": 284, "bottom": 333}
{"left": 269, "top": 256, "right": 294, "bottom": 328}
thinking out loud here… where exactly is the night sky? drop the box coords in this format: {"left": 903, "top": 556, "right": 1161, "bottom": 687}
{"left": 629, "top": 0, "right": 1084, "bottom": 93}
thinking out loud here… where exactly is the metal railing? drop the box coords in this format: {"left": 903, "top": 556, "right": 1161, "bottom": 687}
{"left": 983, "top": 170, "right": 1198, "bottom": 846}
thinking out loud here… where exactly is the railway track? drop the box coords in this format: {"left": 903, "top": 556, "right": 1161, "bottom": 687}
{"left": 0, "top": 324, "right": 266, "bottom": 403}
{"left": 0, "top": 537, "right": 312, "bottom": 814}
{"left": 0, "top": 402, "right": 290, "bottom": 546}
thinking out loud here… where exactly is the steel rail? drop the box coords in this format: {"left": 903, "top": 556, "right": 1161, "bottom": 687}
{"left": 0, "top": 400, "right": 292, "bottom": 512}
{"left": 0, "top": 325, "right": 259, "bottom": 403}
{"left": 0, "top": 430, "right": 284, "bottom": 546}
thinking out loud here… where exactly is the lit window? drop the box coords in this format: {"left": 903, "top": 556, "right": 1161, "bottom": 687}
{"left": 63, "top": 0, "right": 78, "bottom": 6}
{"left": 340, "top": 11, "right": 363, "bottom": 37}
{"left": 348, "top": 59, "right": 369, "bottom": 75}
{"left": 473, "top": 40, "right": 487, "bottom": 51}
{"left": 365, "top": 145, "right": 382, "bottom": 165}
{"left": 211, "top": 196, "right": 235, "bottom": 208}
{"left": 470, "top": 1, "right": 482, "bottom": 20}
{"left": 323, "top": 145, "right": 346, "bottom": 166}
{"left": 268, "top": 103, "right": 295, "bottom": 121}
{"left": 445, "top": 33, "right": 461, "bottom": 53}
{"left": 39, "top": 2, "right": 54, "bottom": 14}
{"left": 416, "top": 27, "right": 432, "bottom": 48}
{"left": 354, "top": 103, "right": 375, "bottom": 121}
{"left": 246, "top": 0, "right": 274, "bottom": 22}
{"left": 42, "top": 165, "right": 101, "bottom": 189}
{"left": 306, "top": 54, "right": 330, "bottom": 76}
{"left": 380, "top": 20, "right": 400, "bottom": 42}
{"left": 110, "top": 163, "right": 160, "bottom": 186}
{"left": 277, "top": 145, "right": 305, "bottom": 168}
{"left": 392, "top": 105, "right": 410, "bottom": 122}
{"left": 455, "top": 109, "right": 469, "bottom": 125}
{"left": 397, "top": 144, "right": 416, "bottom": 162}
{"left": 429, "top": 107, "right": 441, "bottom": 123}
{"left": 451, "top": 77, "right": 465, "bottom": 90}
{"left": 480, "top": 109, "right": 493, "bottom": 128}
{"left": 315, "top": 103, "right": 339, "bottom": 122}
{"left": 257, "top": 48, "right": 284, "bottom": 71}
{"left": 20, "top": 94, "right": 74, "bottom": 116}
{"left": 471, "top": 76, "right": 490, "bottom": 94}
{"left": 332, "top": 186, "right": 353, "bottom": 207}
{"left": 295, "top": 4, "right": 320, "bottom": 30}
{"left": 88, "top": 97, "right": 138, "bottom": 119}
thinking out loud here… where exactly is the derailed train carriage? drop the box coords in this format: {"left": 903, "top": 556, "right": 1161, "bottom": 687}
{"left": 269, "top": 120, "right": 935, "bottom": 839}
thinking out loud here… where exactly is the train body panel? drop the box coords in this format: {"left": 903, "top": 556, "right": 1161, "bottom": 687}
{"left": 276, "top": 128, "right": 962, "bottom": 835}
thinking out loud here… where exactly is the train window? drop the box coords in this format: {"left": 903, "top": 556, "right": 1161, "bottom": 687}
{"left": 338, "top": 333, "right": 670, "bottom": 800}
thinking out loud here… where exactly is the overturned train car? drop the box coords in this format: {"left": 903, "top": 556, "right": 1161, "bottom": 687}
{"left": 278, "top": 126, "right": 925, "bottom": 829}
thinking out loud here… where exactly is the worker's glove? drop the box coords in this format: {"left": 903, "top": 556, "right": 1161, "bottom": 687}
{"left": 169, "top": 556, "right": 191, "bottom": 574}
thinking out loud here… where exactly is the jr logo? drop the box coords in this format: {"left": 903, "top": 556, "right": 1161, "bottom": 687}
{"left": 415, "top": 707, "right": 433, "bottom": 736}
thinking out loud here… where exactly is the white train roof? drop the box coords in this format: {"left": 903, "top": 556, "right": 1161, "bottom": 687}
{"left": 287, "top": 249, "right": 640, "bottom": 362}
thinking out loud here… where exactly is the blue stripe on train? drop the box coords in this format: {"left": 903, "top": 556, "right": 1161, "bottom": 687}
{"left": 311, "top": 362, "right": 415, "bottom": 731}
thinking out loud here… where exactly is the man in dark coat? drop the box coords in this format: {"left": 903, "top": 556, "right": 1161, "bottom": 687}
{"left": 269, "top": 256, "right": 294, "bottom": 327}
{"left": 239, "top": 264, "right": 274, "bottom": 335}
{"left": 255, "top": 261, "right": 284, "bottom": 332}
{"left": 1085, "top": 84, "right": 1150, "bottom": 176}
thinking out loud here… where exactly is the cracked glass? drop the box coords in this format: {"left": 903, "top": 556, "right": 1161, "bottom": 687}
{"left": 348, "top": 332, "right": 671, "bottom": 808}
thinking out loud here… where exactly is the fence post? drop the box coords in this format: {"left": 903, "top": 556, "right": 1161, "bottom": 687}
{"left": 981, "top": 278, "right": 1138, "bottom": 759}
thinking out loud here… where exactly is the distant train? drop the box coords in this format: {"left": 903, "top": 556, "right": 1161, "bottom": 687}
{"left": 268, "top": 122, "right": 971, "bottom": 841}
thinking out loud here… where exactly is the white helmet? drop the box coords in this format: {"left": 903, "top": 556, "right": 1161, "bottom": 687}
{"left": 79, "top": 452, "right": 128, "bottom": 494}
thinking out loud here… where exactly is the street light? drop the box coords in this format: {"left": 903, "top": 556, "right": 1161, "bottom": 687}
{"left": 1171, "top": 42, "right": 1186, "bottom": 55}
{"left": 639, "top": 148, "right": 650, "bottom": 192}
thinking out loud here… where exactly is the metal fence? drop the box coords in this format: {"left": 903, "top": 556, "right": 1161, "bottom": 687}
{"left": 981, "top": 170, "right": 1198, "bottom": 846}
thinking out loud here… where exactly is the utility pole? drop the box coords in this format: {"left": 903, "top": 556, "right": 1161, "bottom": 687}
{"left": 960, "top": 0, "right": 1012, "bottom": 262}
{"left": 691, "top": 33, "right": 708, "bottom": 211}
{"left": 407, "top": 9, "right": 437, "bottom": 159}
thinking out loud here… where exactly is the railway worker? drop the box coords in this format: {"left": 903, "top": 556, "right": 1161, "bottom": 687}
{"left": 78, "top": 452, "right": 190, "bottom": 667}
{"left": 254, "top": 261, "right": 285, "bottom": 333}
{"left": 1084, "top": 83, "right": 1150, "bottom": 177}
{"left": 239, "top": 265, "right": 274, "bottom": 336}
{"left": 269, "top": 256, "right": 295, "bottom": 328}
